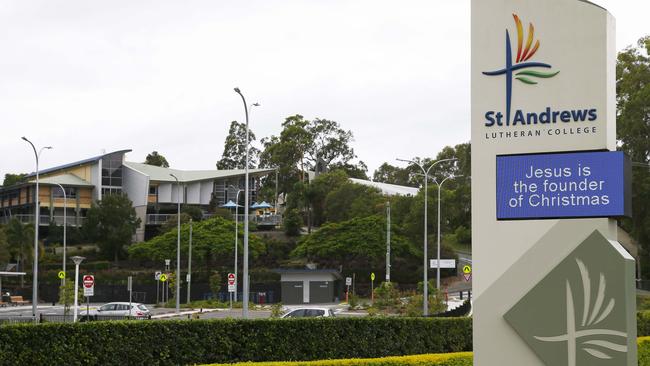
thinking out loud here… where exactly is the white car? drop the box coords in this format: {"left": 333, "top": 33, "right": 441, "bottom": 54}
{"left": 281, "top": 307, "right": 336, "bottom": 318}
{"left": 80, "top": 302, "right": 151, "bottom": 318}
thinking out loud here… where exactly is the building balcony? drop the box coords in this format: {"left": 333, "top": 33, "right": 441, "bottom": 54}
{"left": 146, "top": 213, "right": 282, "bottom": 226}
{"left": 0, "top": 214, "right": 85, "bottom": 227}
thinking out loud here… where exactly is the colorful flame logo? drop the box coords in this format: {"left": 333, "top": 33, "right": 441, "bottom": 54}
{"left": 483, "top": 14, "right": 560, "bottom": 124}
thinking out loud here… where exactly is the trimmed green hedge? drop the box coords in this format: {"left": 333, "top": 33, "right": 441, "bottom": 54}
{"left": 0, "top": 317, "right": 472, "bottom": 366}
{"left": 206, "top": 353, "right": 474, "bottom": 366}
{"left": 203, "top": 337, "right": 650, "bottom": 366}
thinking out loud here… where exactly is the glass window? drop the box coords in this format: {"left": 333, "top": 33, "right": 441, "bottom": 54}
{"left": 52, "top": 187, "right": 76, "bottom": 198}
{"left": 286, "top": 309, "right": 304, "bottom": 318}
{"left": 100, "top": 304, "right": 115, "bottom": 312}
{"left": 149, "top": 186, "right": 158, "bottom": 195}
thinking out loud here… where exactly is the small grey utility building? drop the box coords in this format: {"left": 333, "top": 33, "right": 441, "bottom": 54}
{"left": 276, "top": 269, "right": 342, "bottom": 304}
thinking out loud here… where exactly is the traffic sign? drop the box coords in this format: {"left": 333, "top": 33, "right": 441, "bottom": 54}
{"left": 370, "top": 272, "right": 375, "bottom": 281}
{"left": 159, "top": 273, "right": 168, "bottom": 282}
{"left": 155, "top": 271, "right": 161, "bottom": 280}
{"left": 83, "top": 275, "right": 94, "bottom": 297}
{"left": 462, "top": 265, "right": 472, "bottom": 281}
{"left": 430, "top": 259, "right": 457, "bottom": 269}
{"left": 227, "top": 273, "right": 236, "bottom": 286}
{"left": 58, "top": 271, "right": 65, "bottom": 280}
{"left": 345, "top": 277, "right": 352, "bottom": 286}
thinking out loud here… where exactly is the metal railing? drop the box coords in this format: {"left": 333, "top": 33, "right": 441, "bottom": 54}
{"left": 233, "top": 214, "right": 282, "bottom": 226}
{"left": 146, "top": 214, "right": 174, "bottom": 225}
{"left": 0, "top": 215, "right": 85, "bottom": 226}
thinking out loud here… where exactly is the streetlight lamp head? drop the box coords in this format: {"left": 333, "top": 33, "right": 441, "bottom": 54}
{"left": 252, "top": 103, "right": 260, "bottom": 107}
{"left": 71, "top": 256, "right": 85, "bottom": 265}
{"left": 45, "top": 146, "right": 53, "bottom": 150}
{"left": 234, "top": 87, "right": 241, "bottom": 93}
{"left": 21, "top": 136, "right": 28, "bottom": 141}
{"left": 165, "top": 259, "right": 171, "bottom": 266}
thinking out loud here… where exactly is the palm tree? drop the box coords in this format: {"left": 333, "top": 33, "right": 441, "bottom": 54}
{"left": 6, "top": 218, "right": 34, "bottom": 287}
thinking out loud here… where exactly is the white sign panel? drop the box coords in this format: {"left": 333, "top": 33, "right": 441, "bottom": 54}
{"left": 429, "top": 259, "right": 456, "bottom": 269}
{"left": 345, "top": 277, "right": 352, "bottom": 286}
{"left": 471, "top": 0, "right": 630, "bottom": 365}
{"left": 228, "top": 284, "right": 236, "bottom": 293}
{"left": 83, "top": 274, "right": 94, "bottom": 297}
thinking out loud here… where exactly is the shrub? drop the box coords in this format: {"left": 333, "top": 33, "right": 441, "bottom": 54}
{"left": 0, "top": 317, "right": 472, "bottom": 365}
{"left": 204, "top": 352, "right": 473, "bottom": 366}
{"left": 373, "top": 282, "right": 401, "bottom": 311}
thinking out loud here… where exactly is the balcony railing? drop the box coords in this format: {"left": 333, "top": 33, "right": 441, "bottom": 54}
{"left": 0, "top": 214, "right": 85, "bottom": 226}
{"left": 147, "top": 213, "right": 282, "bottom": 226}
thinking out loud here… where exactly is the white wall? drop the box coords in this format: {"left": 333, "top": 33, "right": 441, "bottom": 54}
{"left": 200, "top": 181, "right": 214, "bottom": 205}
{"left": 122, "top": 166, "right": 149, "bottom": 207}
{"left": 158, "top": 183, "right": 172, "bottom": 203}
{"left": 186, "top": 182, "right": 201, "bottom": 204}
{"left": 280, "top": 273, "right": 338, "bottom": 304}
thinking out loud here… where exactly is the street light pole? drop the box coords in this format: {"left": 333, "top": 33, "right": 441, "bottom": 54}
{"left": 170, "top": 173, "right": 181, "bottom": 314}
{"left": 396, "top": 157, "right": 457, "bottom": 316}
{"left": 71, "top": 256, "right": 85, "bottom": 322}
{"left": 228, "top": 186, "right": 243, "bottom": 302}
{"left": 386, "top": 201, "right": 391, "bottom": 282}
{"left": 435, "top": 175, "right": 461, "bottom": 290}
{"left": 186, "top": 218, "right": 192, "bottom": 304}
{"left": 54, "top": 183, "right": 67, "bottom": 287}
{"left": 22, "top": 137, "right": 52, "bottom": 318}
{"left": 234, "top": 87, "right": 259, "bottom": 319}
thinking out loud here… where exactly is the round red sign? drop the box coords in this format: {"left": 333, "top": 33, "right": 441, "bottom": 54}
{"left": 227, "top": 273, "right": 235, "bottom": 285}
{"left": 83, "top": 275, "right": 94, "bottom": 288}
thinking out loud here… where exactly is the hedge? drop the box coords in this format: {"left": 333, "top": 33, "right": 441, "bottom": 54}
{"left": 205, "top": 353, "right": 473, "bottom": 366}
{"left": 0, "top": 317, "right": 472, "bottom": 366}
{"left": 2, "top": 312, "right": 650, "bottom": 366}
{"left": 204, "top": 337, "right": 650, "bottom": 366}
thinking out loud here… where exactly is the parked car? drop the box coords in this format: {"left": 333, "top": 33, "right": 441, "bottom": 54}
{"left": 280, "top": 307, "right": 335, "bottom": 318}
{"left": 80, "top": 302, "right": 151, "bottom": 319}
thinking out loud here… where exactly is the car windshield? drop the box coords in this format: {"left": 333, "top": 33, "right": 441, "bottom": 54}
{"left": 137, "top": 305, "right": 148, "bottom": 311}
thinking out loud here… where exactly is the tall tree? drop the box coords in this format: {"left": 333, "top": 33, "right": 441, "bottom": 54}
{"left": 144, "top": 151, "right": 170, "bottom": 167}
{"left": 2, "top": 173, "right": 27, "bottom": 187}
{"left": 372, "top": 163, "right": 414, "bottom": 186}
{"left": 217, "top": 121, "right": 260, "bottom": 169}
{"left": 84, "top": 194, "right": 141, "bottom": 263}
{"left": 616, "top": 36, "right": 650, "bottom": 277}
{"left": 5, "top": 218, "right": 34, "bottom": 286}
{"left": 0, "top": 226, "right": 10, "bottom": 264}
{"left": 259, "top": 115, "right": 364, "bottom": 196}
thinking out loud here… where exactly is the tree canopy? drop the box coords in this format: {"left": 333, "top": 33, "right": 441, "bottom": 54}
{"left": 128, "top": 216, "right": 264, "bottom": 268}
{"left": 217, "top": 121, "right": 260, "bottom": 169}
{"left": 2, "top": 173, "right": 27, "bottom": 187}
{"left": 84, "top": 193, "right": 141, "bottom": 262}
{"left": 144, "top": 151, "right": 170, "bottom": 167}
{"left": 291, "top": 215, "right": 418, "bottom": 269}
{"left": 617, "top": 36, "right": 650, "bottom": 277}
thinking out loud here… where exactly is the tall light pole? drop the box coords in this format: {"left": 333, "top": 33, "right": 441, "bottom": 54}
{"left": 386, "top": 201, "right": 391, "bottom": 282}
{"left": 435, "top": 175, "right": 462, "bottom": 290}
{"left": 71, "top": 255, "right": 85, "bottom": 322}
{"left": 234, "top": 87, "right": 259, "bottom": 318}
{"left": 228, "top": 186, "right": 243, "bottom": 302}
{"left": 54, "top": 183, "right": 67, "bottom": 287}
{"left": 22, "top": 137, "right": 52, "bottom": 318}
{"left": 396, "top": 157, "right": 456, "bottom": 316}
{"left": 169, "top": 173, "right": 181, "bottom": 314}
{"left": 186, "top": 218, "right": 192, "bottom": 304}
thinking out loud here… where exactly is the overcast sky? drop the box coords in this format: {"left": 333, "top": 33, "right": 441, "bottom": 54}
{"left": 1, "top": 0, "right": 647, "bottom": 182}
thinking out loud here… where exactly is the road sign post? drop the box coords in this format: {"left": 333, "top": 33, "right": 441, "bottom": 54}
{"left": 83, "top": 275, "right": 93, "bottom": 320}
{"left": 345, "top": 277, "right": 352, "bottom": 303}
{"left": 370, "top": 272, "right": 375, "bottom": 303}
{"left": 127, "top": 276, "right": 133, "bottom": 317}
{"left": 227, "top": 273, "right": 236, "bottom": 309}
{"left": 463, "top": 265, "right": 472, "bottom": 282}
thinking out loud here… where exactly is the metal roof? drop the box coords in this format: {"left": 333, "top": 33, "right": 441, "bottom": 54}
{"left": 349, "top": 178, "right": 419, "bottom": 197}
{"left": 26, "top": 149, "right": 132, "bottom": 178}
{"left": 124, "top": 162, "right": 275, "bottom": 183}
{"left": 274, "top": 269, "right": 343, "bottom": 280}
{"left": 35, "top": 174, "right": 94, "bottom": 187}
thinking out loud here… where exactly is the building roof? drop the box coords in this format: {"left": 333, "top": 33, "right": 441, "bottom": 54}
{"left": 26, "top": 149, "right": 132, "bottom": 178}
{"left": 124, "top": 162, "right": 275, "bottom": 183}
{"left": 35, "top": 174, "right": 94, "bottom": 187}
{"left": 274, "top": 269, "right": 343, "bottom": 280}
{"left": 349, "top": 178, "right": 419, "bottom": 197}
